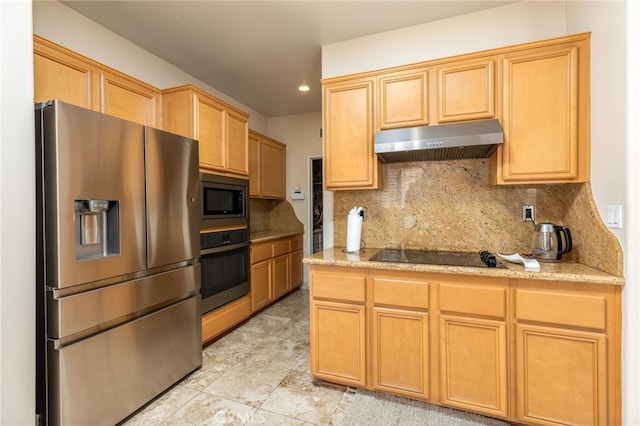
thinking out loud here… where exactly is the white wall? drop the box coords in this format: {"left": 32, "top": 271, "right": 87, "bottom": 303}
{"left": 564, "top": 3, "right": 639, "bottom": 423}
{"left": 322, "top": 1, "right": 566, "bottom": 78}
{"left": 0, "top": 0, "right": 35, "bottom": 423}
{"left": 321, "top": 1, "right": 639, "bottom": 424}
{"left": 32, "top": 1, "right": 270, "bottom": 133}
{"left": 623, "top": 3, "right": 640, "bottom": 423}
{"left": 267, "top": 112, "right": 323, "bottom": 283}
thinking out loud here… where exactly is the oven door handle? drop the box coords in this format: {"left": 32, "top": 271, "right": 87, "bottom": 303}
{"left": 201, "top": 241, "right": 248, "bottom": 256}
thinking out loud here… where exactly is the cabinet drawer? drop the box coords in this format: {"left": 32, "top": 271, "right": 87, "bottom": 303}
{"left": 440, "top": 283, "right": 506, "bottom": 319}
{"left": 515, "top": 289, "right": 606, "bottom": 330}
{"left": 372, "top": 277, "right": 429, "bottom": 310}
{"left": 273, "top": 239, "right": 290, "bottom": 257}
{"left": 251, "top": 242, "right": 272, "bottom": 264}
{"left": 311, "top": 271, "right": 366, "bottom": 303}
{"left": 290, "top": 235, "right": 303, "bottom": 252}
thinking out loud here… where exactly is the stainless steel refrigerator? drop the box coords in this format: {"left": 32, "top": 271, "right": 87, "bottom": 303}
{"left": 35, "top": 100, "right": 202, "bottom": 425}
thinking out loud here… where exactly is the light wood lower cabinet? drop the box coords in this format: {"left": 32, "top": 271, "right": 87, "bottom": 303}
{"left": 309, "top": 265, "right": 621, "bottom": 426}
{"left": 371, "top": 273, "right": 430, "bottom": 400}
{"left": 250, "top": 234, "right": 303, "bottom": 313}
{"left": 513, "top": 280, "right": 619, "bottom": 426}
{"left": 250, "top": 258, "right": 272, "bottom": 313}
{"left": 310, "top": 266, "right": 367, "bottom": 386}
{"left": 312, "top": 300, "right": 367, "bottom": 386}
{"left": 201, "top": 295, "right": 252, "bottom": 345}
{"left": 438, "top": 279, "right": 508, "bottom": 419}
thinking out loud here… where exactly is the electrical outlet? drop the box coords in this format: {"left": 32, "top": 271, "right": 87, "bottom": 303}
{"left": 358, "top": 207, "right": 367, "bottom": 221}
{"left": 522, "top": 205, "right": 535, "bottom": 222}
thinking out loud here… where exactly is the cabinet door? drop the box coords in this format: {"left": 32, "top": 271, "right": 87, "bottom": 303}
{"left": 515, "top": 324, "right": 607, "bottom": 426}
{"left": 436, "top": 57, "right": 496, "bottom": 123}
{"left": 439, "top": 315, "right": 508, "bottom": 418}
{"left": 195, "top": 95, "right": 226, "bottom": 172}
{"left": 226, "top": 110, "right": 249, "bottom": 176}
{"left": 310, "top": 300, "right": 366, "bottom": 386}
{"left": 248, "top": 132, "right": 261, "bottom": 197}
{"left": 379, "top": 69, "right": 429, "bottom": 129}
{"left": 33, "top": 38, "right": 98, "bottom": 110}
{"left": 323, "top": 77, "right": 378, "bottom": 190}
{"left": 372, "top": 307, "right": 429, "bottom": 399}
{"left": 261, "top": 138, "right": 286, "bottom": 199}
{"left": 272, "top": 254, "right": 289, "bottom": 300}
{"left": 251, "top": 259, "right": 272, "bottom": 313}
{"left": 100, "top": 71, "right": 159, "bottom": 126}
{"left": 498, "top": 42, "right": 588, "bottom": 183}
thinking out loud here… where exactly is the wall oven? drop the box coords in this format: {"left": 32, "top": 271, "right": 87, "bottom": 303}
{"left": 200, "top": 228, "right": 249, "bottom": 314}
{"left": 200, "top": 173, "right": 250, "bottom": 314}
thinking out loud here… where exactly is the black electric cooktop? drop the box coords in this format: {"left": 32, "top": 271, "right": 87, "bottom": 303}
{"left": 369, "top": 248, "right": 507, "bottom": 269}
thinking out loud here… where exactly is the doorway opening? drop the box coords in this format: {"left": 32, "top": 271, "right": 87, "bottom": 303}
{"left": 311, "top": 157, "right": 323, "bottom": 254}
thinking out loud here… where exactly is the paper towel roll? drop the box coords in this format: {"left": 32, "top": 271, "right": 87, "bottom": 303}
{"left": 346, "top": 214, "right": 363, "bottom": 252}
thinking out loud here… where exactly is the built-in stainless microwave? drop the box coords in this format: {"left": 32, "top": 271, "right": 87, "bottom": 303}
{"left": 200, "top": 173, "right": 248, "bottom": 229}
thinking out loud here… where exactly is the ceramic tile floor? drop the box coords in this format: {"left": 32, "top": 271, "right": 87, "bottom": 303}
{"left": 123, "top": 288, "right": 351, "bottom": 425}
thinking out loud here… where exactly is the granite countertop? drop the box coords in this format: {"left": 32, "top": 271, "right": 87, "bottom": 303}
{"left": 303, "top": 247, "right": 624, "bottom": 286}
{"left": 250, "top": 229, "right": 304, "bottom": 244}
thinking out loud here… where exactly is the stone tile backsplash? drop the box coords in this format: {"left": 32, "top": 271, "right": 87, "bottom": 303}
{"left": 334, "top": 159, "right": 622, "bottom": 276}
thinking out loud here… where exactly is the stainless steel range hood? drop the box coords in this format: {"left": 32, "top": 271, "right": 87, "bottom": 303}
{"left": 374, "top": 119, "right": 503, "bottom": 163}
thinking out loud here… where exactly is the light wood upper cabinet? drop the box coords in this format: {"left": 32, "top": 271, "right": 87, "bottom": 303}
{"left": 34, "top": 35, "right": 160, "bottom": 127}
{"left": 492, "top": 37, "right": 590, "bottom": 184}
{"left": 248, "top": 132, "right": 261, "bottom": 196}
{"left": 435, "top": 57, "right": 497, "bottom": 123}
{"left": 196, "top": 95, "right": 225, "bottom": 170}
{"left": 378, "top": 58, "right": 496, "bottom": 129}
{"left": 322, "top": 76, "right": 379, "bottom": 190}
{"left": 323, "top": 33, "right": 591, "bottom": 189}
{"left": 378, "top": 68, "right": 429, "bottom": 129}
{"left": 226, "top": 110, "right": 250, "bottom": 175}
{"left": 162, "top": 85, "right": 249, "bottom": 176}
{"left": 100, "top": 70, "right": 159, "bottom": 127}
{"left": 248, "top": 130, "right": 286, "bottom": 199}
{"left": 34, "top": 38, "right": 98, "bottom": 110}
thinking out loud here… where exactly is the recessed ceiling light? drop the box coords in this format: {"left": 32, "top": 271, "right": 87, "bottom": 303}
{"left": 298, "top": 85, "right": 310, "bottom": 92}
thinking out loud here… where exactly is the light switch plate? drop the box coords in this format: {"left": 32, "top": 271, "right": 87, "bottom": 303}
{"left": 607, "top": 205, "right": 623, "bottom": 229}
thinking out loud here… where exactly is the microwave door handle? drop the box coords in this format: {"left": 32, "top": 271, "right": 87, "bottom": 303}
{"left": 201, "top": 241, "right": 248, "bottom": 256}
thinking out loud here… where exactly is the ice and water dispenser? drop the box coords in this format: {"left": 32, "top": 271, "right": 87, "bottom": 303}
{"left": 75, "top": 199, "right": 120, "bottom": 260}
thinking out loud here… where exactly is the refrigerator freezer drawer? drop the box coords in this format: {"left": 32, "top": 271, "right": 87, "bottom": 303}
{"left": 47, "top": 296, "right": 202, "bottom": 426}
{"left": 48, "top": 264, "right": 200, "bottom": 340}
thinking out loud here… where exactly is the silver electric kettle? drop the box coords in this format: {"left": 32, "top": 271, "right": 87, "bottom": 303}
{"left": 531, "top": 223, "right": 572, "bottom": 262}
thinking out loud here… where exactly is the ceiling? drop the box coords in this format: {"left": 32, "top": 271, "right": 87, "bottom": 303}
{"left": 61, "top": 1, "right": 517, "bottom": 118}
